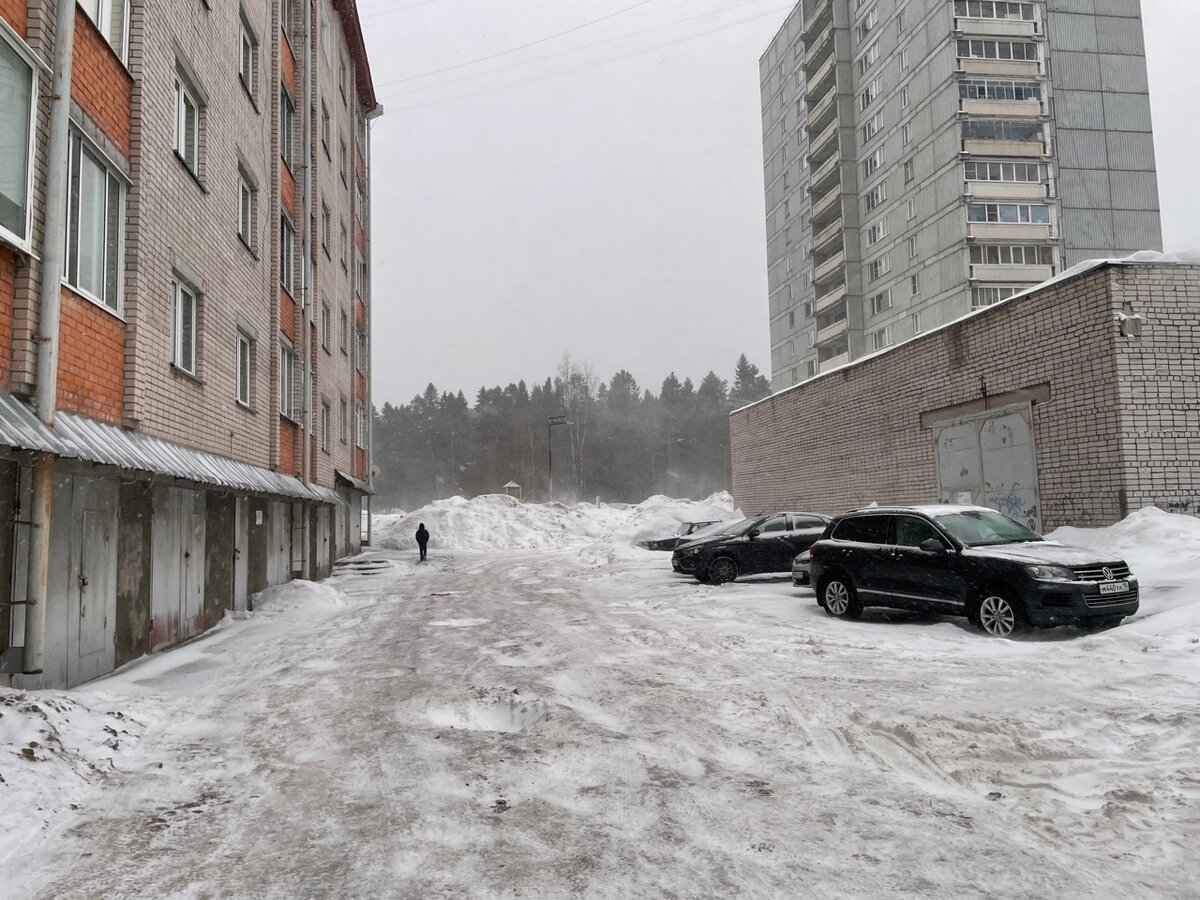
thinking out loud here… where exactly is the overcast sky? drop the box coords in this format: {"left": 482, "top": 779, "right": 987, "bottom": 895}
{"left": 360, "top": 0, "right": 1199, "bottom": 406}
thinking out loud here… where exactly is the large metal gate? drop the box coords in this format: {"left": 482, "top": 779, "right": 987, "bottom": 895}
{"left": 150, "top": 487, "right": 207, "bottom": 651}
{"left": 934, "top": 404, "right": 1042, "bottom": 532}
{"left": 266, "top": 501, "right": 291, "bottom": 586}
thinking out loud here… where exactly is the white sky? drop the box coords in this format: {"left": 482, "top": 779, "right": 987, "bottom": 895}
{"left": 360, "top": 0, "right": 1200, "bottom": 405}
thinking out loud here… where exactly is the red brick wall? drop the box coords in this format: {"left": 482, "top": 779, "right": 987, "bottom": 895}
{"left": 355, "top": 147, "right": 365, "bottom": 181}
{"left": 279, "top": 418, "right": 296, "bottom": 475}
{"left": 355, "top": 447, "right": 365, "bottom": 479}
{"left": 280, "top": 30, "right": 296, "bottom": 97}
{"left": 355, "top": 371, "right": 365, "bottom": 401}
{"left": 0, "top": 0, "right": 25, "bottom": 35}
{"left": 0, "top": 250, "right": 14, "bottom": 387}
{"left": 280, "top": 290, "right": 296, "bottom": 342}
{"left": 57, "top": 289, "right": 124, "bottom": 423}
{"left": 71, "top": 8, "right": 133, "bottom": 156}
{"left": 280, "top": 160, "right": 296, "bottom": 220}
{"left": 355, "top": 298, "right": 365, "bottom": 327}
{"left": 355, "top": 220, "right": 365, "bottom": 254}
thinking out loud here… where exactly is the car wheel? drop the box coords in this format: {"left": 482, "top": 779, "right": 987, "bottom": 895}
{"left": 976, "top": 593, "right": 1026, "bottom": 638}
{"left": 820, "top": 575, "right": 861, "bottom": 619}
{"left": 708, "top": 557, "right": 738, "bottom": 585}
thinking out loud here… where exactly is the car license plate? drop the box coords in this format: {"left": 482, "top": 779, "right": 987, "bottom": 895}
{"left": 1099, "top": 581, "right": 1129, "bottom": 595}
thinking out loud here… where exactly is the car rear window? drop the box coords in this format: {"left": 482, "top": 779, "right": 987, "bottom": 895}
{"left": 832, "top": 515, "right": 889, "bottom": 544}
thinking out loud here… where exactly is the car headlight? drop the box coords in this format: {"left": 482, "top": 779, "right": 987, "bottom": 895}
{"left": 1025, "top": 564, "right": 1075, "bottom": 582}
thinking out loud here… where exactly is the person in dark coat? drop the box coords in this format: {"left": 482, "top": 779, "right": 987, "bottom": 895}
{"left": 415, "top": 523, "right": 430, "bottom": 561}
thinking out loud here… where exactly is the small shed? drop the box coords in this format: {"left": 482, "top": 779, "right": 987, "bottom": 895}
{"left": 503, "top": 481, "right": 522, "bottom": 501}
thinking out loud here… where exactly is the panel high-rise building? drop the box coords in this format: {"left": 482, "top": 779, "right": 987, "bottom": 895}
{"left": 760, "top": 0, "right": 1162, "bottom": 389}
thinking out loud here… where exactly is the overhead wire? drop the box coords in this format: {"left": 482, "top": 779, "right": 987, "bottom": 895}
{"left": 378, "top": 0, "right": 780, "bottom": 99}
{"left": 359, "top": 0, "right": 444, "bottom": 19}
{"left": 381, "top": 4, "right": 793, "bottom": 112}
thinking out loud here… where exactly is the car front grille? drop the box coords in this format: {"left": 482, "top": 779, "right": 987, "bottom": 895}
{"left": 1072, "top": 563, "right": 1132, "bottom": 582}
{"left": 1085, "top": 587, "right": 1139, "bottom": 608}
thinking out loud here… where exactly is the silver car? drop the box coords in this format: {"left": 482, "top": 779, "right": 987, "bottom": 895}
{"left": 791, "top": 548, "right": 811, "bottom": 586}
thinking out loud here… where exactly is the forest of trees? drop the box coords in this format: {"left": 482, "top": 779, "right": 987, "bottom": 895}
{"left": 372, "top": 355, "right": 772, "bottom": 510}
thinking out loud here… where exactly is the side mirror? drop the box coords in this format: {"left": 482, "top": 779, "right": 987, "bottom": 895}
{"left": 919, "top": 537, "right": 947, "bottom": 553}
{"left": 747, "top": 529, "right": 761, "bottom": 540}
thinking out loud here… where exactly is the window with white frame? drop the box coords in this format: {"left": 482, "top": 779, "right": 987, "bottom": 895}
{"left": 903, "top": 159, "right": 915, "bottom": 183}
{"left": 856, "top": 7, "right": 878, "bottom": 41}
{"left": 174, "top": 75, "right": 200, "bottom": 174}
{"left": 806, "top": 360, "right": 817, "bottom": 377}
{"left": 355, "top": 250, "right": 366, "bottom": 296}
{"left": 355, "top": 324, "right": 368, "bottom": 373}
{"left": 972, "top": 286, "right": 1022, "bottom": 308}
{"left": 902, "top": 123, "right": 912, "bottom": 146}
{"left": 863, "top": 148, "right": 883, "bottom": 179}
{"left": 871, "top": 325, "right": 892, "bottom": 351}
{"left": 908, "top": 235, "right": 917, "bottom": 259}
{"left": 171, "top": 280, "right": 197, "bottom": 374}
{"left": 870, "top": 289, "right": 892, "bottom": 316}
{"left": 907, "top": 197, "right": 917, "bottom": 220}
{"left": 340, "top": 220, "right": 348, "bottom": 268}
{"left": 320, "top": 201, "right": 331, "bottom": 256}
{"left": 339, "top": 56, "right": 348, "bottom": 104}
{"left": 321, "top": 400, "right": 331, "bottom": 451}
{"left": 862, "top": 112, "right": 882, "bottom": 144}
{"left": 340, "top": 136, "right": 349, "bottom": 185}
{"left": 865, "top": 183, "right": 887, "bottom": 211}
{"left": 859, "top": 78, "right": 882, "bottom": 111}
{"left": 858, "top": 42, "right": 879, "bottom": 75}
{"left": 321, "top": 302, "right": 331, "bottom": 350}
{"left": 912, "top": 311, "right": 923, "bottom": 334}
{"left": 970, "top": 244, "right": 1055, "bottom": 266}
{"left": 239, "top": 15, "right": 256, "bottom": 97}
{"left": 281, "top": 0, "right": 294, "bottom": 34}
{"left": 867, "top": 255, "right": 889, "bottom": 282}
{"left": 236, "top": 332, "right": 252, "bottom": 406}
{"left": 956, "top": 39, "right": 1039, "bottom": 62}
{"left": 910, "top": 273, "right": 921, "bottom": 295}
{"left": 960, "top": 79, "right": 1042, "bottom": 102}
{"left": 901, "top": 86, "right": 910, "bottom": 109}
{"left": 280, "top": 215, "right": 295, "bottom": 293}
{"left": 340, "top": 397, "right": 348, "bottom": 443}
{"left": 866, "top": 219, "right": 888, "bottom": 246}
{"left": 967, "top": 202, "right": 1050, "bottom": 224}
{"left": 954, "top": 1, "right": 1035, "bottom": 21}
{"left": 280, "top": 87, "right": 295, "bottom": 167}
{"left": 805, "top": 330, "right": 815, "bottom": 349}
{"left": 965, "top": 160, "right": 1043, "bottom": 182}
{"left": 340, "top": 307, "right": 349, "bottom": 353}
{"left": 962, "top": 120, "right": 1042, "bottom": 142}
{"left": 321, "top": 101, "right": 330, "bottom": 156}
{"left": 238, "top": 171, "right": 254, "bottom": 248}
{"left": 65, "top": 133, "right": 125, "bottom": 311}
{"left": 0, "top": 32, "right": 36, "bottom": 248}
{"left": 355, "top": 402, "right": 365, "bottom": 448}
{"left": 899, "top": 49, "right": 909, "bottom": 70}
{"left": 79, "top": 0, "right": 129, "bottom": 60}
{"left": 279, "top": 341, "right": 295, "bottom": 418}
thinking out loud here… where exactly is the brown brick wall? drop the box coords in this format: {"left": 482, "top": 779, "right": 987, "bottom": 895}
{"left": 280, "top": 28, "right": 295, "bottom": 97}
{"left": 58, "top": 288, "right": 124, "bottom": 423}
{"left": 731, "top": 265, "right": 1200, "bottom": 530}
{"left": 71, "top": 7, "right": 133, "bottom": 156}
{"left": 279, "top": 417, "right": 296, "bottom": 475}
{"left": 0, "top": 0, "right": 24, "bottom": 35}
{"left": 0, "top": 250, "right": 14, "bottom": 387}
{"left": 280, "top": 159, "right": 296, "bottom": 220}
{"left": 280, "top": 290, "right": 296, "bottom": 343}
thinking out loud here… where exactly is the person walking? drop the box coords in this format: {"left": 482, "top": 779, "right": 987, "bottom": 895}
{"left": 415, "top": 523, "right": 430, "bottom": 562}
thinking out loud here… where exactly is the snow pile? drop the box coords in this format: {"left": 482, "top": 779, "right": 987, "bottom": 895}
{"left": 252, "top": 579, "right": 351, "bottom": 611}
{"left": 373, "top": 492, "right": 740, "bottom": 553}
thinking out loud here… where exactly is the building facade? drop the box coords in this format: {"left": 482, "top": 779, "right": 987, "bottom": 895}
{"left": 761, "top": 0, "right": 1162, "bottom": 390}
{"left": 732, "top": 261, "right": 1200, "bottom": 531}
{"left": 0, "top": 0, "right": 379, "bottom": 688}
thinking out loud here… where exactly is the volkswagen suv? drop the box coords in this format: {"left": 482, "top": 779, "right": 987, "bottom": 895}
{"left": 808, "top": 505, "right": 1139, "bottom": 637}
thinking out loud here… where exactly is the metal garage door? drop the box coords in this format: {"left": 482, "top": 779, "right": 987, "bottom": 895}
{"left": 934, "top": 404, "right": 1042, "bottom": 532}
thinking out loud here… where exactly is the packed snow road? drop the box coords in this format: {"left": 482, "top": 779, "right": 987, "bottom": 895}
{"left": 4, "top": 539, "right": 1199, "bottom": 898}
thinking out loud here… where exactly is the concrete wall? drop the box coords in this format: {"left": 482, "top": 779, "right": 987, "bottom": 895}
{"left": 731, "top": 263, "right": 1200, "bottom": 529}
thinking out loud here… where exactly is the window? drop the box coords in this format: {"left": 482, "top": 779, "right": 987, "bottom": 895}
{"left": 174, "top": 76, "right": 200, "bottom": 174}
{"left": 962, "top": 120, "right": 1042, "bottom": 142}
{"left": 340, "top": 136, "right": 349, "bottom": 185}
{"left": 960, "top": 79, "right": 1042, "bottom": 102}
{"left": 871, "top": 325, "right": 892, "bottom": 351}
{"left": 870, "top": 289, "right": 892, "bottom": 315}
{"left": 954, "top": 1, "right": 1036, "bottom": 22}
{"left": 239, "top": 17, "right": 256, "bottom": 96}
{"left": 910, "top": 274, "right": 921, "bottom": 296}
{"left": 856, "top": 7, "right": 878, "bottom": 42}
{"left": 893, "top": 515, "right": 943, "bottom": 548}
{"left": 903, "top": 159, "right": 915, "bottom": 183}
{"left": 79, "top": 0, "right": 129, "bottom": 60}
{"left": 279, "top": 342, "right": 295, "bottom": 418}
{"left": 356, "top": 326, "right": 367, "bottom": 373}
{"left": 340, "top": 308, "right": 349, "bottom": 353}
{"left": 280, "top": 87, "right": 295, "bottom": 167}
{"left": 280, "top": 216, "right": 295, "bottom": 293}
{"left": 171, "top": 281, "right": 197, "bottom": 374}
{"left": 866, "top": 219, "right": 888, "bottom": 246}
{"left": 867, "top": 255, "right": 889, "bottom": 282}
{"left": 320, "top": 201, "right": 331, "bottom": 256}
{"left": 805, "top": 330, "right": 815, "bottom": 348}
{"left": 863, "top": 148, "right": 883, "bottom": 179}
{"left": 65, "top": 133, "right": 125, "bottom": 311}
{"left": 0, "top": 32, "right": 36, "bottom": 247}
{"left": 238, "top": 172, "right": 254, "bottom": 248}
{"left": 972, "top": 286, "right": 1022, "bottom": 308}
{"left": 236, "top": 332, "right": 252, "bottom": 406}
{"left": 339, "top": 56, "right": 348, "bottom": 104}
{"left": 964, "top": 160, "right": 1043, "bottom": 182}
{"left": 901, "top": 86, "right": 910, "bottom": 109}
{"left": 862, "top": 113, "right": 882, "bottom": 144}
{"left": 956, "top": 39, "right": 1040, "bottom": 62}
{"left": 896, "top": 10, "right": 904, "bottom": 33}
{"left": 865, "top": 184, "right": 887, "bottom": 211}
{"left": 899, "top": 49, "right": 909, "bottom": 70}
{"left": 340, "top": 221, "right": 348, "bottom": 268}
{"left": 321, "top": 101, "right": 330, "bottom": 156}
{"left": 908, "top": 235, "right": 917, "bottom": 259}
{"left": 902, "top": 123, "right": 912, "bottom": 146}
{"left": 911, "top": 311, "right": 923, "bottom": 334}
{"left": 859, "top": 78, "right": 881, "bottom": 111}
{"left": 356, "top": 250, "right": 367, "bottom": 296}
{"left": 806, "top": 360, "right": 817, "bottom": 377}
{"left": 355, "top": 402, "right": 365, "bottom": 448}
{"left": 281, "top": 0, "right": 294, "bottom": 34}
{"left": 967, "top": 202, "right": 1051, "bottom": 224}
{"left": 354, "top": 178, "right": 364, "bottom": 223}
{"left": 907, "top": 198, "right": 917, "bottom": 220}
{"left": 803, "top": 301, "right": 813, "bottom": 318}
{"left": 321, "top": 302, "right": 331, "bottom": 350}
{"left": 970, "top": 244, "right": 1055, "bottom": 266}
{"left": 340, "top": 397, "right": 348, "bottom": 443}
{"left": 858, "top": 42, "right": 879, "bottom": 75}
{"left": 832, "top": 515, "right": 889, "bottom": 544}
{"left": 321, "top": 401, "right": 331, "bottom": 451}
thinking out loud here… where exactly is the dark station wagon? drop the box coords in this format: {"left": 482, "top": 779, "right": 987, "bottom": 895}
{"left": 672, "top": 512, "right": 830, "bottom": 584}
{"left": 809, "top": 505, "right": 1139, "bottom": 637}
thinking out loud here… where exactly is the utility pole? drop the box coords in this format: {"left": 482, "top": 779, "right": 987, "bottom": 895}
{"left": 547, "top": 414, "right": 569, "bottom": 502}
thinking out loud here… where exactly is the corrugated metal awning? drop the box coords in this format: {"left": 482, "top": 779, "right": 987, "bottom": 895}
{"left": 0, "top": 392, "right": 344, "bottom": 504}
{"left": 335, "top": 469, "right": 373, "bottom": 495}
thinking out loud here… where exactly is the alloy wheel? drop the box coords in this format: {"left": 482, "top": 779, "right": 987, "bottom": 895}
{"left": 825, "top": 581, "right": 850, "bottom": 616}
{"left": 709, "top": 558, "right": 737, "bottom": 585}
{"left": 979, "top": 595, "right": 1017, "bottom": 637}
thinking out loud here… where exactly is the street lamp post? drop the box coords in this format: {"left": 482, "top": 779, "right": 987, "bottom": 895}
{"left": 547, "top": 414, "right": 571, "bottom": 501}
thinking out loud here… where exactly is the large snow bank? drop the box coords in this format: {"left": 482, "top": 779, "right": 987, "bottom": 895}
{"left": 373, "top": 492, "right": 741, "bottom": 553}
{"left": 252, "top": 579, "right": 351, "bottom": 611}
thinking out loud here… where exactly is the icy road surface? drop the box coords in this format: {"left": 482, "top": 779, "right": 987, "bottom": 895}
{"left": 5, "top": 546, "right": 1199, "bottom": 898}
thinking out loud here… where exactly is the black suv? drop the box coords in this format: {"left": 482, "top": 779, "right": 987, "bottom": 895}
{"left": 809, "top": 506, "right": 1139, "bottom": 637}
{"left": 672, "top": 512, "right": 830, "bottom": 584}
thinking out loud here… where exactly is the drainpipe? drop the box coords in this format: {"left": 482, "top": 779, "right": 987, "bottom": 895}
{"left": 298, "top": 0, "right": 314, "bottom": 578}
{"left": 24, "top": 0, "right": 78, "bottom": 674}
{"left": 364, "top": 103, "right": 382, "bottom": 547}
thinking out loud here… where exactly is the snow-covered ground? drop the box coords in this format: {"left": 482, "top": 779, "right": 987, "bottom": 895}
{"left": 1, "top": 499, "right": 1197, "bottom": 898}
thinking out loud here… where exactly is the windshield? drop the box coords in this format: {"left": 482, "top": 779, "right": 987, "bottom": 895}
{"left": 935, "top": 510, "right": 1042, "bottom": 547}
{"left": 721, "top": 517, "right": 762, "bottom": 538}
{"left": 687, "top": 520, "right": 729, "bottom": 540}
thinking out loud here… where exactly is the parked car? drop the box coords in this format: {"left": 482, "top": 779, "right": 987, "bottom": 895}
{"left": 672, "top": 512, "right": 831, "bottom": 584}
{"left": 809, "top": 505, "right": 1139, "bottom": 637}
{"left": 792, "top": 548, "right": 811, "bottom": 586}
{"left": 643, "top": 520, "right": 723, "bottom": 552}
{"left": 671, "top": 519, "right": 747, "bottom": 572}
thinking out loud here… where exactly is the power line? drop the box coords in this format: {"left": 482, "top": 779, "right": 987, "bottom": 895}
{"left": 379, "top": 0, "right": 779, "bottom": 99}
{"left": 360, "top": 0, "right": 443, "bottom": 19}
{"left": 376, "top": 0, "right": 663, "bottom": 87}
{"left": 383, "top": 5, "right": 792, "bottom": 112}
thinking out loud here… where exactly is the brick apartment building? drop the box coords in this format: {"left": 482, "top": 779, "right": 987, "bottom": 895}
{"left": 0, "top": 0, "right": 380, "bottom": 688}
